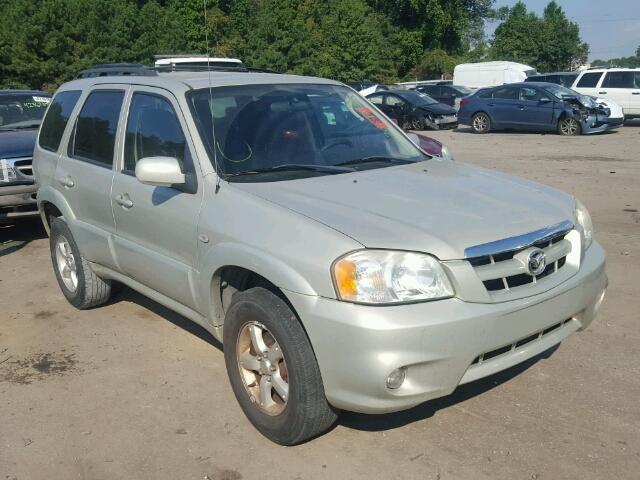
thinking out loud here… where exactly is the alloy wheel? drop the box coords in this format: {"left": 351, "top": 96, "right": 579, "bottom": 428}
{"left": 473, "top": 114, "right": 488, "bottom": 132}
{"left": 560, "top": 118, "right": 579, "bottom": 135}
{"left": 236, "top": 321, "right": 289, "bottom": 416}
{"left": 55, "top": 235, "right": 78, "bottom": 292}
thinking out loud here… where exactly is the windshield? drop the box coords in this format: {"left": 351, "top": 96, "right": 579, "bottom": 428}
{"left": 400, "top": 91, "right": 439, "bottom": 106}
{"left": 0, "top": 93, "right": 51, "bottom": 130}
{"left": 544, "top": 84, "right": 596, "bottom": 108}
{"left": 188, "top": 84, "right": 426, "bottom": 181}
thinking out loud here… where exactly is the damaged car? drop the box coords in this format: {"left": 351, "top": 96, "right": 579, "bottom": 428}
{"left": 366, "top": 90, "right": 458, "bottom": 130}
{"left": 458, "top": 82, "right": 622, "bottom": 135}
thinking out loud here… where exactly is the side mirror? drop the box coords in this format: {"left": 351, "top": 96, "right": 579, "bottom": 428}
{"left": 135, "top": 156, "right": 185, "bottom": 187}
{"left": 539, "top": 97, "right": 552, "bottom": 103}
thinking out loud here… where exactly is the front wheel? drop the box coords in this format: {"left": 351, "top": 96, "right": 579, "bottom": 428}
{"left": 223, "top": 287, "right": 338, "bottom": 445}
{"left": 558, "top": 117, "right": 582, "bottom": 136}
{"left": 411, "top": 116, "right": 425, "bottom": 130}
{"left": 471, "top": 112, "right": 491, "bottom": 133}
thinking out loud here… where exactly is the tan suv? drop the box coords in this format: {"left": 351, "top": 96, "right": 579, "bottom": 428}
{"left": 34, "top": 64, "right": 607, "bottom": 444}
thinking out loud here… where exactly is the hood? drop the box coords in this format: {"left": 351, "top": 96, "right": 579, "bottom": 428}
{"left": 231, "top": 160, "right": 575, "bottom": 260}
{"left": 418, "top": 103, "right": 457, "bottom": 115}
{"left": 0, "top": 129, "right": 38, "bottom": 159}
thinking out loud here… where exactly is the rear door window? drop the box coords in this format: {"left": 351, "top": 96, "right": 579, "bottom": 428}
{"left": 70, "top": 90, "right": 124, "bottom": 167}
{"left": 602, "top": 72, "right": 638, "bottom": 89}
{"left": 123, "top": 93, "right": 188, "bottom": 173}
{"left": 576, "top": 72, "right": 603, "bottom": 88}
{"left": 492, "top": 87, "right": 518, "bottom": 100}
{"left": 38, "top": 91, "right": 81, "bottom": 152}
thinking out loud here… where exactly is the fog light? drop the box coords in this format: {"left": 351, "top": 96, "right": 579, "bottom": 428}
{"left": 386, "top": 367, "right": 406, "bottom": 389}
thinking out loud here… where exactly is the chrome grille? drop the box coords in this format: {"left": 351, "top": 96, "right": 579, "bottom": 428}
{"left": 465, "top": 221, "right": 574, "bottom": 294}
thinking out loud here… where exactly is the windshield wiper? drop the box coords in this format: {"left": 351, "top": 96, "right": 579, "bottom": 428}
{"left": 335, "top": 156, "right": 419, "bottom": 168}
{"left": 226, "top": 163, "right": 356, "bottom": 178}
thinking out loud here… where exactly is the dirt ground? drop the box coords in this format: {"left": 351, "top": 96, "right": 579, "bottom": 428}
{"left": 1, "top": 124, "right": 639, "bottom": 480}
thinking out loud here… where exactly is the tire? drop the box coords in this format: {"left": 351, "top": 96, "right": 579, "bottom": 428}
{"left": 557, "top": 116, "right": 581, "bottom": 136}
{"left": 471, "top": 112, "right": 491, "bottom": 133}
{"left": 49, "top": 217, "right": 112, "bottom": 309}
{"left": 411, "top": 116, "right": 425, "bottom": 130}
{"left": 223, "top": 287, "right": 338, "bottom": 445}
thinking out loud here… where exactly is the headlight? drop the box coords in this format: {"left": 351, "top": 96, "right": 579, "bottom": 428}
{"left": 574, "top": 199, "right": 593, "bottom": 251}
{"left": 440, "top": 145, "right": 453, "bottom": 161}
{"left": 332, "top": 250, "right": 454, "bottom": 304}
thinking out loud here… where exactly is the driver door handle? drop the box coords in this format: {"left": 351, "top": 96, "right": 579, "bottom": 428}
{"left": 599, "top": 91, "right": 607, "bottom": 94}
{"left": 57, "top": 176, "right": 75, "bottom": 188}
{"left": 114, "top": 193, "right": 134, "bottom": 209}
{"left": 518, "top": 105, "right": 526, "bottom": 110}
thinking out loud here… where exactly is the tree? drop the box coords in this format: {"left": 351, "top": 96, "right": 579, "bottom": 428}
{"left": 490, "top": 1, "right": 589, "bottom": 71}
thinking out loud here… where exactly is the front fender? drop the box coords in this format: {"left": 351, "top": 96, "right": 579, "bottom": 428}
{"left": 199, "top": 242, "right": 319, "bottom": 325}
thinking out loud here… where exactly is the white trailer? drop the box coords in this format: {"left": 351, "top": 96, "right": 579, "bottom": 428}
{"left": 453, "top": 61, "right": 537, "bottom": 89}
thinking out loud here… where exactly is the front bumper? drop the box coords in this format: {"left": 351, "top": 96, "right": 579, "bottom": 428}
{"left": 582, "top": 113, "right": 624, "bottom": 134}
{"left": 287, "top": 241, "right": 606, "bottom": 414}
{"left": 0, "top": 185, "right": 38, "bottom": 220}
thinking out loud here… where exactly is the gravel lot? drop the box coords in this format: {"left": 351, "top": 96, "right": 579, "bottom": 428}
{"left": 1, "top": 124, "right": 639, "bottom": 480}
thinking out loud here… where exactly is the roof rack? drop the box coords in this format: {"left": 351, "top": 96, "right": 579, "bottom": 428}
{"left": 76, "top": 63, "right": 280, "bottom": 79}
{"left": 587, "top": 65, "right": 620, "bottom": 70}
{"left": 76, "top": 63, "right": 157, "bottom": 79}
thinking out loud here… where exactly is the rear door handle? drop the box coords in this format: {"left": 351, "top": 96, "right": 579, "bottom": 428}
{"left": 114, "top": 193, "right": 134, "bottom": 209}
{"left": 599, "top": 91, "right": 607, "bottom": 94}
{"left": 57, "top": 176, "right": 75, "bottom": 188}
{"left": 632, "top": 92, "right": 640, "bottom": 95}
{"left": 518, "top": 105, "right": 526, "bottom": 110}
{"left": 487, "top": 103, "right": 495, "bottom": 107}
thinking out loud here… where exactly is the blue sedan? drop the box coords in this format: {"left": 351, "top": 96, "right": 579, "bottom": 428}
{"left": 457, "top": 82, "right": 623, "bottom": 135}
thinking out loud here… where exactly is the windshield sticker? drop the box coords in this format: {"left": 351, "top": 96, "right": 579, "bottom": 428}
{"left": 355, "top": 106, "right": 387, "bottom": 129}
{"left": 22, "top": 101, "right": 49, "bottom": 109}
{"left": 32, "top": 96, "right": 51, "bottom": 103}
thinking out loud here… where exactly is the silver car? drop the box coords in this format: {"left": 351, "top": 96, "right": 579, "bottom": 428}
{"left": 34, "top": 67, "right": 607, "bottom": 445}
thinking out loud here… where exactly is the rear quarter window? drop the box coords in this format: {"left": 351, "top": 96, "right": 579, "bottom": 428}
{"left": 576, "top": 72, "right": 603, "bottom": 88}
{"left": 38, "top": 91, "right": 81, "bottom": 152}
{"left": 602, "top": 72, "right": 639, "bottom": 89}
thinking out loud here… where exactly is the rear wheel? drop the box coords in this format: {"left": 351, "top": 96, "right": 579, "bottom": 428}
{"left": 223, "top": 287, "right": 338, "bottom": 445}
{"left": 471, "top": 112, "right": 491, "bottom": 133}
{"left": 558, "top": 116, "right": 581, "bottom": 136}
{"left": 49, "top": 217, "right": 112, "bottom": 309}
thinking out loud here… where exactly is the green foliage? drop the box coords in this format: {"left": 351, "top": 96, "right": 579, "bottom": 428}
{"left": 593, "top": 46, "right": 640, "bottom": 68}
{"left": 0, "top": 0, "right": 595, "bottom": 90}
{"left": 490, "top": 1, "right": 589, "bottom": 72}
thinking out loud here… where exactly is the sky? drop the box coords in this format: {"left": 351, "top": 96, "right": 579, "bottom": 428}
{"left": 485, "top": 0, "right": 640, "bottom": 61}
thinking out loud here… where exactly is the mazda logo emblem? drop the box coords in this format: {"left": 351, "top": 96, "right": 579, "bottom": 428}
{"left": 527, "top": 249, "right": 547, "bottom": 276}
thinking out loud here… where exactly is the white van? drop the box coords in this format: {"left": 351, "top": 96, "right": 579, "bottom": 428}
{"left": 453, "top": 61, "right": 537, "bottom": 89}
{"left": 571, "top": 68, "right": 640, "bottom": 118}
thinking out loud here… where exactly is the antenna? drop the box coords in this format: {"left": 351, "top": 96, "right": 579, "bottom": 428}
{"left": 203, "top": 0, "right": 222, "bottom": 193}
